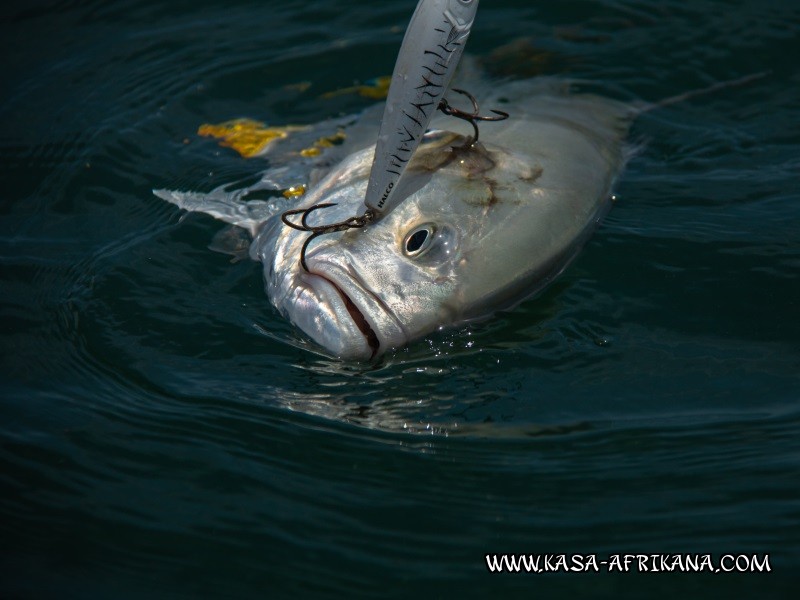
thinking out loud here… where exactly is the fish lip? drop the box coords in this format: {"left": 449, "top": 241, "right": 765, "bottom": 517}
{"left": 312, "top": 271, "right": 381, "bottom": 359}
{"left": 306, "top": 258, "right": 408, "bottom": 357}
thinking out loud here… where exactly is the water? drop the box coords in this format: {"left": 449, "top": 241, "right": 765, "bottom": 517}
{"left": 1, "top": 0, "right": 798, "bottom": 597}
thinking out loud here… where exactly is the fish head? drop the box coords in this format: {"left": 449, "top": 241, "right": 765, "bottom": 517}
{"left": 259, "top": 129, "right": 560, "bottom": 360}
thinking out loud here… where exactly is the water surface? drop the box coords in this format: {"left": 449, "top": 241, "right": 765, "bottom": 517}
{"left": 1, "top": 0, "right": 799, "bottom": 597}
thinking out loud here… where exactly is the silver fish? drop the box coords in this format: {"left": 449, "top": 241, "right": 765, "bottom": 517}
{"left": 157, "top": 74, "right": 634, "bottom": 360}
{"left": 155, "top": 71, "right": 761, "bottom": 360}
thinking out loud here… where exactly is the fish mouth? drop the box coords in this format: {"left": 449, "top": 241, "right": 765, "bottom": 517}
{"left": 315, "top": 273, "right": 381, "bottom": 358}
{"left": 302, "top": 257, "right": 407, "bottom": 360}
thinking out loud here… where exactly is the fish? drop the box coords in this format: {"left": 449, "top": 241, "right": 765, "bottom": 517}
{"left": 155, "top": 66, "right": 761, "bottom": 361}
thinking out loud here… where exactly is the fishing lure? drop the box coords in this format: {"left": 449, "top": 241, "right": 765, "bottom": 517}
{"left": 281, "top": 0, "right": 509, "bottom": 271}
{"left": 364, "top": 0, "right": 480, "bottom": 218}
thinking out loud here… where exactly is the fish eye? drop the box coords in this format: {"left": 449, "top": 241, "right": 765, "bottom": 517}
{"left": 403, "top": 224, "right": 436, "bottom": 257}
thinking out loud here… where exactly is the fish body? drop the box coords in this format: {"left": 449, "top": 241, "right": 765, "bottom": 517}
{"left": 157, "top": 77, "right": 635, "bottom": 359}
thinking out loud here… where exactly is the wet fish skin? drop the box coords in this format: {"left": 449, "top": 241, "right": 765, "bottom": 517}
{"left": 249, "top": 78, "right": 634, "bottom": 359}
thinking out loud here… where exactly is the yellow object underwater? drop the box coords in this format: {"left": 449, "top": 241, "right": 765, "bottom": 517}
{"left": 282, "top": 184, "right": 307, "bottom": 199}
{"left": 197, "top": 119, "right": 307, "bottom": 158}
{"left": 321, "top": 76, "right": 391, "bottom": 100}
{"left": 299, "top": 131, "right": 347, "bottom": 157}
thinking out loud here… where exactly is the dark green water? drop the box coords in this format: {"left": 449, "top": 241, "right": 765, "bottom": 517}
{"left": 2, "top": 0, "right": 799, "bottom": 597}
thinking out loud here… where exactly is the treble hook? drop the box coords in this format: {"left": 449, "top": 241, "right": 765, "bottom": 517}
{"left": 281, "top": 203, "right": 374, "bottom": 272}
{"left": 280, "top": 88, "right": 509, "bottom": 271}
{"left": 437, "top": 88, "right": 509, "bottom": 145}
